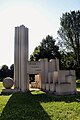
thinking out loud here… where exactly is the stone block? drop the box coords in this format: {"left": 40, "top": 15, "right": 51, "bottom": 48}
{"left": 54, "top": 71, "right": 58, "bottom": 83}
{"left": 49, "top": 59, "right": 55, "bottom": 72}
{"left": 58, "top": 71, "right": 66, "bottom": 83}
{"left": 41, "top": 84, "right": 45, "bottom": 90}
{"left": 65, "top": 70, "right": 69, "bottom": 76}
{"left": 48, "top": 72, "right": 53, "bottom": 83}
{"left": 50, "top": 84, "right": 54, "bottom": 92}
{"left": 2, "top": 88, "right": 20, "bottom": 93}
{"left": 31, "top": 82, "right": 36, "bottom": 88}
{"left": 55, "top": 83, "right": 74, "bottom": 95}
{"left": 46, "top": 83, "right": 50, "bottom": 91}
{"left": 69, "top": 70, "right": 75, "bottom": 76}
{"left": 66, "top": 75, "right": 76, "bottom": 92}
{"left": 55, "top": 58, "right": 59, "bottom": 71}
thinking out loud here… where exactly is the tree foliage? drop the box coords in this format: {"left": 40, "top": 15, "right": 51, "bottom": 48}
{"left": 58, "top": 10, "right": 80, "bottom": 67}
{"left": 60, "top": 51, "right": 76, "bottom": 70}
{"left": 10, "top": 64, "right": 14, "bottom": 78}
{"left": 0, "top": 64, "right": 14, "bottom": 81}
{"left": 30, "top": 35, "right": 60, "bottom": 61}
{"left": 1, "top": 65, "right": 9, "bottom": 78}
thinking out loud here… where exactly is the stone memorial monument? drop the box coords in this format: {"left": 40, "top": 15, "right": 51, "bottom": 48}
{"left": 2, "top": 25, "right": 76, "bottom": 95}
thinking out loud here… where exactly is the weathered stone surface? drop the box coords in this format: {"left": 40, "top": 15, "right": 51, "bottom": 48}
{"left": 13, "top": 25, "right": 76, "bottom": 95}
{"left": 46, "top": 83, "right": 50, "bottom": 91}
{"left": 2, "top": 88, "right": 20, "bottom": 93}
{"left": 50, "top": 84, "right": 55, "bottom": 92}
{"left": 55, "top": 82, "right": 76, "bottom": 95}
{"left": 14, "top": 25, "right": 28, "bottom": 92}
{"left": 3, "top": 77, "right": 14, "bottom": 89}
{"left": 41, "top": 84, "right": 45, "bottom": 90}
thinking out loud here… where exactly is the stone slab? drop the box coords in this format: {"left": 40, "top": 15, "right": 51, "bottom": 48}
{"left": 41, "top": 84, "right": 45, "bottom": 90}
{"left": 50, "top": 84, "right": 54, "bottom": 92}
{"left": 55, "top": 83, "right": 76, "bottom": 95}
{"left": 46, "top": 84, "right": 50, "bottom": 91}
{"left": 66, "top": 75, "right": 76, "bottom": 92}
{"left": 2, "top": 89, "right": 20, "bottom": 93}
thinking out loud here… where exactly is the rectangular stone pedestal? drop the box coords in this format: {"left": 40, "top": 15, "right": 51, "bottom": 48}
{"left": 66, "top": 76, "right": 76, "bottom": 92}
{"left": 2, "top": 88, "right": 20, "bottom": 93}
{"left": 41, "top": 84, "right": 45, "bottom": 90}
{"left": 55, "top": 83, "right": 75, "bottom": 95}
{"left": 46, "top": 83, "right": 50, "bottom": 91}
{"left": 50, "top": 84, "right": 54, "bottom": 92}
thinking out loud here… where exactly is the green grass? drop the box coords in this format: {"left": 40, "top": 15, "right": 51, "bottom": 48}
{"left": 0, "top": 82, "right": 4, "bottom": 93}
{"left": 0, "top": 82, "right": 80, "bottom": 120}
{"left": 76, "top": 80, "right": 80, "bottom": 91}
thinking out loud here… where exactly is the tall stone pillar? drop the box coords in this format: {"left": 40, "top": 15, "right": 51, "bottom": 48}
{"left": 14, "top": 27, "right": 19, "bottom": 89}
{"left": 49, "top": 59, "right": 55, "bottom": 83}
{"left": 55, "top": 58, "right": 59, "bottom": 71}
{"left": 40, "top": 59, "right": 45, "bottom": 89}
{"left": 14, "top": 25, "right": 29, "bottom": 92}
{"left": 40, "top": 59, "right": 48, "bottom": 90}
{"left": 49, "top": 59, "right": 55, "bottom": 72}
{"left": 18, "top": 27, "right": 21, "bottom": 90}
{"left": 44, "top": 59, "right": 48, "bottom": 83}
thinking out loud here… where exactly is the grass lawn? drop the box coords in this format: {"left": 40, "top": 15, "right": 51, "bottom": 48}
{"left": 0, "top": 82, "right": 80, "bottom": 120}
{"left": 76, "top": 80, "right": 80, "bottom": 91}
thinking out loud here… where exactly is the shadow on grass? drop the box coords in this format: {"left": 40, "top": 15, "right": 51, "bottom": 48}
{"left": 0, "top": 90, "right": 80, "bottom": 120}
{"left": 0, "top": 93, "right": 12, "bottom": 96}
{"left": 0, "top": 91, "right": 51, "bottom": 120}
{"left": 31, "top": 90, "right": 80, "bottom": 103}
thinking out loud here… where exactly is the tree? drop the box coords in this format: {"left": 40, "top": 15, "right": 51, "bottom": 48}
{"left": 30, "top": 35, "right": 60, "bottom": 61}
{"left": 0, "top": 69, "right": 3, "bottom": 81}
{"left": 58, "top": 10, "right": 80, "bottom": 78}
{"left": 58, "top": 10, "right": 80, "bottom": 67}
{"left": 0, "top": 64, "right": 14, "bottom": 81}
{"left": 10, "top": 64, "right": 14, "bottom": 78}
{"left": 59, "top": 51, "right": 76, "bottom": 70}
{"left": 1, "top": 65, "right": 9, "bottom": 79}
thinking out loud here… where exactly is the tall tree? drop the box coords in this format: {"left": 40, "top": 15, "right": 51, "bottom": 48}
{"left": 59, "top": 51, "right": 76, "bottom": 70}
{"left": 58, "top": 10, "right": 80, "bottom": 67}
{"left": 10, "top": 64, "right": 14, "bottom": 78}
{"left": 30, "top": 35, "right": 60, "bottom": 61}
{"left": 1, "top": 65, "right": 9, "bottom": 79}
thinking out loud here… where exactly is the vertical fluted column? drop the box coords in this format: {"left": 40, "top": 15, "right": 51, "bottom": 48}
{"left": 55, "top": 58, "right": 59, "bottom": 71}
{"left": 18, "top": 27, "right": 21, "bottom": 90}
{"left": 44, "top": 59, "right": 48, "bottom": 83}
{"left": 14, "top": 25, "right": 29, "bottom": 92}
{"left": 25, "top": 28, "right": 29, "bottom": 90}
{"left": 14, "top": 27, "right": 19, "bottom": 89}
{"left": 40, "top": 59, "right": 45, "bottom": 89}
{"left": 20, "top": 26, "right": 27, "bottom": 91}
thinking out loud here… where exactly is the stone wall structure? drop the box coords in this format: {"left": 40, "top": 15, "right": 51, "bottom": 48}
{"left": 2, "top": 25, "right": 76, "bottom": 95}
{"left": 34, "top": 60, "right": 76, "bottom": 95}
{"left": 13, "top": 25, "right": 76, "bottom": 95}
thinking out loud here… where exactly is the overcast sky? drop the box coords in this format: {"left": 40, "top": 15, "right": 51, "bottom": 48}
{"left": 0, "top": 0, "right": 80, "bottom": 66}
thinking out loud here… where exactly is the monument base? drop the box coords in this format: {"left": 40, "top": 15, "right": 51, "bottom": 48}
{"left": 55, "top": 83, "right": 76, "bottom": 95}
{"left": 46, "top": 83, "right": 50, "bottom": 91}
{"left": 2, "top": 88, "right": 20, "bottom": 94}
{"left": 50, "top": 84, "right": 55, "bottom": 92}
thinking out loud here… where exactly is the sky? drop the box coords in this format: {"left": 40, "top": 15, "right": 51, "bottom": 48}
{"left": 0, "top": 0, "right": 80, "bottom": 67}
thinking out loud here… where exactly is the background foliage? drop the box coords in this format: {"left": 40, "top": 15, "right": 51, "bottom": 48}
{"left": 0, "top": 64, "right": 14, "bottom": 81}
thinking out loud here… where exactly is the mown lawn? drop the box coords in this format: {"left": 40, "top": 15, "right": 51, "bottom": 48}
{"left": 0, "top": 82, "right": 80, "bottom": 120}
{"left": 76, "top": 80, "right": 80, "bottom": 91}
